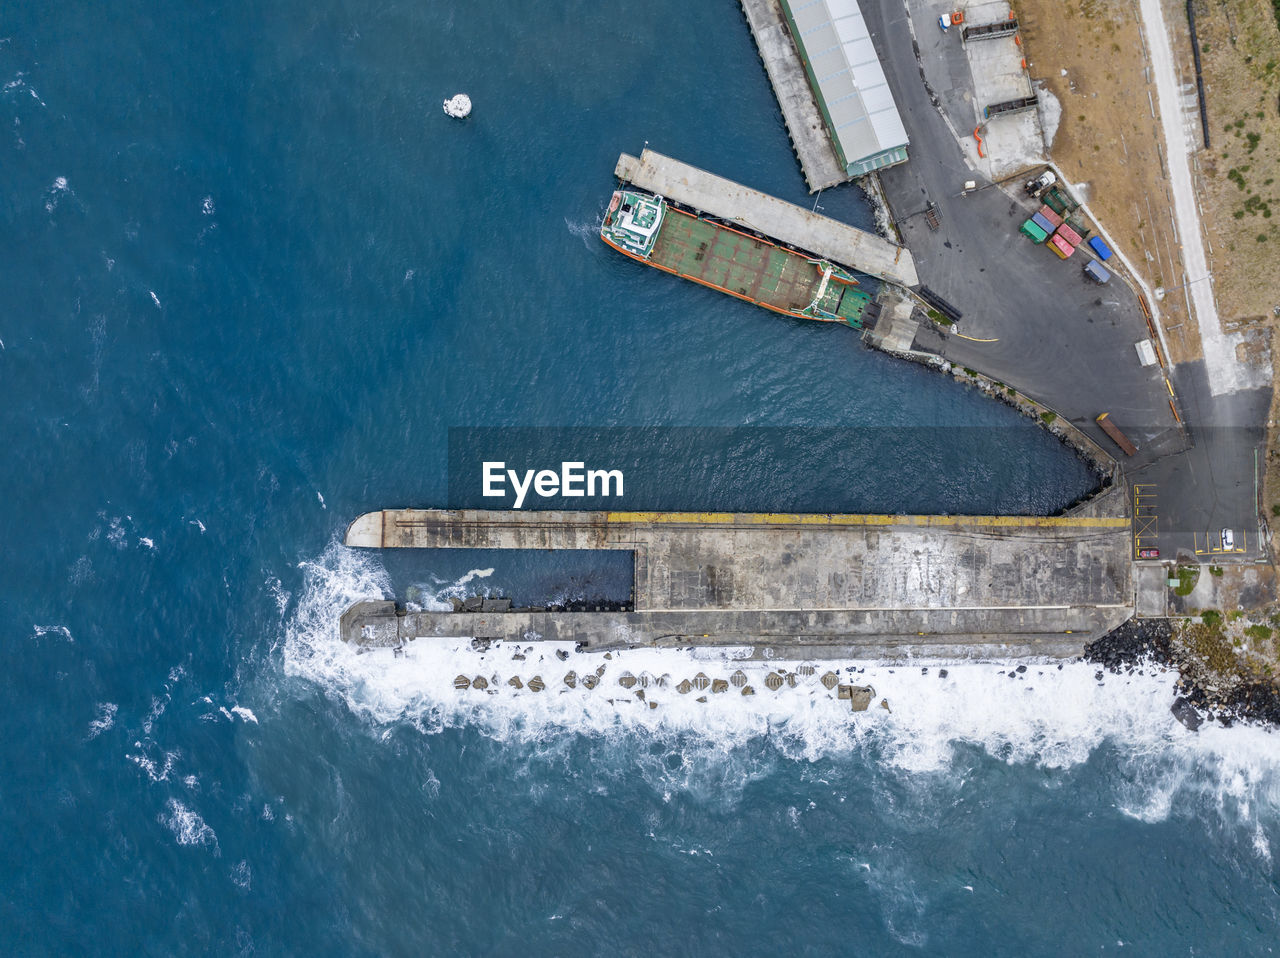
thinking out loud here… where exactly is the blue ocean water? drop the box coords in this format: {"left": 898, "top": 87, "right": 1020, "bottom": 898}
{"left": 1, "top": 1, "right": 1276, "bottom": 953}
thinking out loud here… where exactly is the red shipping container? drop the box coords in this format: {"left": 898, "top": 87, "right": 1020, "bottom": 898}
{"left": 1037, "top": 204, "right": 1063, "bottom": 228}
{"left": 1049, "top": 234, "right": 1074, "bottom": 258}
{"left": 1056, "top": 223, "right": 1082, "bottom": 247}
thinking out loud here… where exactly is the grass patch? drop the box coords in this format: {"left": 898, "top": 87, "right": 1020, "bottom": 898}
{"left": 1040, "top": 411, "right": 1057, "bottom": 425}
{"left": 1180, "top": 622, "right": 1238, "bottom": 673}
{"left": 1202, "top": 609, "right": 1223, "bottom": 626}
{"left": 1209, "top": 564, "right": 1225, "bottom": 576}
{"left": 1246, "top": 624, "right": 1275, "bottom": 641}
{"left": 1174, "top": 566, "right": 1200, "bottom": 596}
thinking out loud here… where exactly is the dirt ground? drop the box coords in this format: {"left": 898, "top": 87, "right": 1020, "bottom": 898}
{"left": 1184, "top": 0, "right": 1280, "bottom": 325}
{"left": 1013, "top": 0, "right": 1202, "bottom": 363}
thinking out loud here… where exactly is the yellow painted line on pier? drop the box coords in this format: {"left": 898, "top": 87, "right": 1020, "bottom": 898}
{"left": 952, "top": 333, "right": 1000, "bottom": 343}
{"left": 606, "top": 511, "right": 1129, "bottom": 528}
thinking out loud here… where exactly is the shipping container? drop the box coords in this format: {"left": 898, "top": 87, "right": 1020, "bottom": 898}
{"left": 1056, "top": 223, "right": 1083, "bottom": 247}
{"left": 1019, "top": 219, "right": 1049, "bottom": 243}
{"left": 1083, "top": 260, "right": 1111, "bottom": 284}
{"left": 1031, "top": 212, "right": 1055, "bottom": 234}
{"left": 1096, "top": 413, "right": 1138, "bottom": 456}
{"left": 1037, "top": 204, "right": 1063, "bottom": 228}
{"left": 1088, "top": 236, "right": 1112, "bottom": 260}
{"left": 1048, "top": 233, "right": 1074, "bottom": 258}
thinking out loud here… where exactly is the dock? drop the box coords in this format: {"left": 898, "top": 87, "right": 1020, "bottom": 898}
{"left": 738, "top": 0, "right": 849, "bottom": 191}
{"left": 343, "top": 506, "right": 1133, "bottom": 660}
{"left": 615, "top": 149, "right": 919, "bottom": 288}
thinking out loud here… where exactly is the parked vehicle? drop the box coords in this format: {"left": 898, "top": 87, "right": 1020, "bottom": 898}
{"left": 1139, "top": 548, "right": 1159, "bottom": 558}
{"left": 1084, "top": 260, "right": 1111, "bottom": 284}
{"left": 1087, "top": 236, "right": 1113, "bottom": 260}
{"left": 1222, "top": 528, "right": 1235, "bottom": 550}
{"left": 1025, "top": 170, "right": 1056, "bottom": 195}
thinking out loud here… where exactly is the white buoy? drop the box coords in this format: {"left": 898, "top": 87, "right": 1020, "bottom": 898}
{"left": 443, "top": 93, "right": 472, "bottom": 118}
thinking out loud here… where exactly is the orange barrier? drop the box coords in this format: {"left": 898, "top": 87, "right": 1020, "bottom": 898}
{"left": 951, "top": 11, "right": 964, "bottom": 23}
{"left": 973, "top": 128, "right": 985, "bottom": 158}
{"left": 1169, "top": 400, "right": 1182, "bottom": 424}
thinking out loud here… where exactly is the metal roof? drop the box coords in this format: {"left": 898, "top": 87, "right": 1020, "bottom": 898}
{"left": 781, "top": 0, "right": 909, "bottom": 173}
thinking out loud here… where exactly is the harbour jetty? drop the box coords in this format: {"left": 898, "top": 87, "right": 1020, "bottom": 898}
{"left": 614, "top": 150, "right": 918, "bottom": 288}
{"left": 342, "top": 497, "right": 1134, "bottom": 660}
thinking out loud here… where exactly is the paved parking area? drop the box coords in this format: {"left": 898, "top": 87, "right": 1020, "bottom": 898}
{"left": 858, "top": 0, "right": 1268, "bottom": 563}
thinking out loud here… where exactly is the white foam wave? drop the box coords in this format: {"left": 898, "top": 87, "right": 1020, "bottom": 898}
{"left": 87, "top": 702, "right": 117, "bottom": 739}
{"left": 33, "top": 624, "right": 73, "bottom": 643}
{"left": 159, "top": 798, "right": 217, "bottom": 850}
{"left": 565, "top": 214, "right": 605, "bottom": 249}
{"left": 281, "top": 542, "right": 1280, "bottom": 833}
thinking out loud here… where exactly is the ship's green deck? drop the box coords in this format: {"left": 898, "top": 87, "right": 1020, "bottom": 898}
{"left": 650, "top": 209, "right": 870, "bottom": 325}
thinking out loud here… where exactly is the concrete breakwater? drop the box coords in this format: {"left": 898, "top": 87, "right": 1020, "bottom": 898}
{"left": 342, "top": 499, "right": 1134, "bottom": 660}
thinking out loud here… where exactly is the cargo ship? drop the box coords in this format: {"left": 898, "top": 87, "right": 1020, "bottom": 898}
{"left": 600, "top": 189, "right": 872, "bottom": 327}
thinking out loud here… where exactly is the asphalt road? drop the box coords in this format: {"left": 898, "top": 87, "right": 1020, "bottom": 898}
{"left": 856, "top": 0, "right": 1270, "bottom": 562}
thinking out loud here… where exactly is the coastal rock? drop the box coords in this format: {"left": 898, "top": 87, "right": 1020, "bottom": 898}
{"left": 711, "top": 679, "right": 729, "bottom": 694}
{"left": 507, "top": 676, "right": 523, "bottom": 689}
{"left": 1171, "top": 696, "right": 1203, "bottom": 731}
{"left": 528, "top": 676, "right": 545, "bottom": 692}
{"left": 453, "top": 675, "right": 471, "bottom": 690}
{"left": 556, "top": 649, "right": 569, "bottom": 661}
{"left": 470, "top": 638, "right": 491, "bottom": 652}
{"left": 463, "top": 596, "right": 484, "bottom": 612}
{"left": 481, "top": 598, "right": 512, "bottom": 613}
{"left": 472, "top": 676, "right": 488, "bottom": 690}
{"left": 563, "top": 671, "right": 577, "bottom": 689}
{"left": 730, "top": 670, "right": 748, "bottom": 688}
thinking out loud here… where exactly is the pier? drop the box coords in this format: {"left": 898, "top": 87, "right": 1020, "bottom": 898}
{"left": 343, "top": 504, "right": 1134, "bottom": 660}
{"left": 615, "top": 149, "right": 919, "bottom": 288}
{"left": 738, "top": 0, "right": 849, "bottom": 191}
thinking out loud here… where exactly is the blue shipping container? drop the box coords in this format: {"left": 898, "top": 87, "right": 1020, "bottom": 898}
{"left": 1083, "top": 260, "right": 1111, "bottom": 284}
{"left": 1088, "top": 236, "right": 1112, "bottom": 260}
{"left": 1031, "top": 212, "right": 1055, "bottom": 234}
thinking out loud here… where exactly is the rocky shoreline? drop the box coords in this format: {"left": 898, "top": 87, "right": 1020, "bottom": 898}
{"left": 1086, "top": 618, "right": 1280, "bottom": 730}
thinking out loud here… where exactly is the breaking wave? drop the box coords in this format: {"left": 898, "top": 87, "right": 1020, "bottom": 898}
{"left": 280, "top": 541, "right": 1280, "bottom": 834}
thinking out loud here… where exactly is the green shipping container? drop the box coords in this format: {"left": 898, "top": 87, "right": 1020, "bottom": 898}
{"left": 1019, "top": 219, "right": 1048, "bottom": 243}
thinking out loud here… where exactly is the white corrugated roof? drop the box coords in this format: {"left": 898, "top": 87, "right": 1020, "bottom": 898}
{"left": 783, "top": 0, "right": 909, "bottom": 170}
